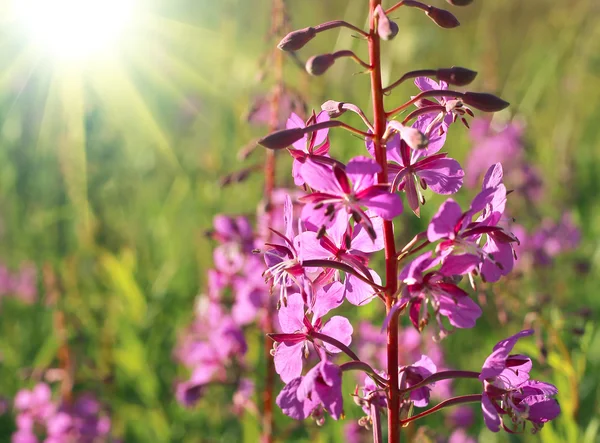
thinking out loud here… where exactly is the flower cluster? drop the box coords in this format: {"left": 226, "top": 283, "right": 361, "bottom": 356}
{"left": 12, "top": 384, "right": 111, "bottom": 443}
{"left": 253, "top": 1, "right": 562, "bottom": 440}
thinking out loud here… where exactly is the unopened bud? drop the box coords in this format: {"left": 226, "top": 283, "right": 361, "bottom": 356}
{"left": 389, "top": 121, "right": 429, "bottom": 150}
{"left": 379, "top": 19, "right": 399, "bottom": 41}
{"left": 321, "top": 100, "right": 346, "bottom": 118}
{"left": 426, "top": 7, "right": 460, "bottom": 28}
{"left": 462, "top": 92, "right": 510, "bottom": 112}
{"left": 258, "top": 127, "right": 305, "bottom": 150}
{"left": 436, "top": 67, "right": 478, "bottom": 86}
{"left": 278, "top": 27, "right": 317, "bottom": 52}
{"left": 306, "top": 53, "right": 336, "bottom": 76}
{"left": 446, "top": 0, "right": 474, "bottom": 5}
{"left": 375, "top": 5, "right": 399, "bottom": 41}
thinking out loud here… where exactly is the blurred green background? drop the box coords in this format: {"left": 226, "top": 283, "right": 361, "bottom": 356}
{"left": 0, "top": 0, "right": 599, "bottom": 441}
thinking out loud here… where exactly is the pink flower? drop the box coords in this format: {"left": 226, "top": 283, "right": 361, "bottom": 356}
{"left": 276, "top": 356, "right": 344, "bottom": 422}
{"left": 479, "top": 330, "right": 560, "bottom": 433}
{"left": 301, "top": 156, "right": 403, "bottom": 236}
{"left": 270, "top": 285, "right": 351, "bottom": 383}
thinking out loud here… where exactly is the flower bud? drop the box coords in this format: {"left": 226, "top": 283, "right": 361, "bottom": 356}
{"left": 278, "top": 27, "right": 317, "bottom": 52}
{"left": 388, "top": 121, "right": 429, "bottom": 150}
{"left": 258, "top": 127, "right": 305, "bottom": 150}
{"left": 375, "top": 6, "right": 399, "bottom": 41}
{"left": 321, "top": 100, "right": 346, "bottom": 118}
{"left": 379, "top": 19, "right": 399, "bottom": 41}
{"left": 426, "top": 7, "right": 460, "bottom": 28}
{"left": 306, "top": 53, "right": 336, "bottom": 76}
{"left": 462, "top": 92, "right": 510, "bottom": 112}
{"left": 436, "top": 67, "right": 478, "bottom": 86}
{"left": 446, "top": 0, "right": 474, "bottom": 5}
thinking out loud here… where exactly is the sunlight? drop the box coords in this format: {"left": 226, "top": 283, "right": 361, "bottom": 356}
{"left": 13, "top": 0, "right": 136, "bottom": 60}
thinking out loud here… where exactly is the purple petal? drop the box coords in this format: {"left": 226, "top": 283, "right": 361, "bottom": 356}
{"left": 427, "top": 199, "right": 462, "bottom": 242}
{"left": 399, "top": 251, "right": 439, "bottom": 284}
{"left": 321, "top": 316, "right": 353, "bottom": 354}
{"left": 351, "top": 213, "right": 384, "bottom": 252}
{"left": 361, "top": 190, "right": 403, "bottom": 220}
{"left": 277, "top": 293, "right": 305, "bottom": 333}
{"left": 439, "top": 253, "right": 481, "bottom": 276}
{"left": 346, "top": 156, "right": 380, "bottom": 192}
{"left": 480, "top": 237, "right": 513, "bottom": 283}
{"left": 276, "top": 377, "right": 313, "bottom": 420}
{"left": 312, "top": 282, "right": 345, "bottom": 320}
{"left": 438, "top": 293, "right": 482, "bottom": 328}
{"left": 345, "top": 271, "right": 381, "bottom": 306}
{"left": 274, "top": 342, "right": 305, "bottom": 383}
{"left": 297, "top": 231, "right": 333, "bottom": 262}
{"left": 481, "top": 393, "right": 501, "bottom": 432}
{"left": 414, "top": 77, "right": 442, "bottom": 93}
{"left": 302, "top": 159, "right": 342, "bottom": 195}
{"left": 416, "top": 157, "right": 464, "bottom": 195}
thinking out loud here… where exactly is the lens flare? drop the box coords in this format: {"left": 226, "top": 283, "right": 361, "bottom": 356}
{"left": 13, "top": 0, "right": 136, "bottom": 59}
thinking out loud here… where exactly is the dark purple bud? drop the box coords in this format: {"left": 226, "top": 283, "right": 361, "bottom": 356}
{"left": 462, "top": 92, "right": 510, "bottom": 112}
{"left": 426, "top": 7, "right": 460, "bottom": 28}
{"left": 258, "top": 127, "right": 305, "bottom": 150}
{"left": 306, "top": 54, "right": 336, "bottom": 76}
{"left": 321, "top": 100, "right": 346, "bottom": 118}
{"left": 278, "top": 27, "right": 317, "bottom": 52}
{"left": 446, "top": 0, "right": 474, "bottom": 5}
{"left": 436, "top": 67, "right": 478, "bottom": 86}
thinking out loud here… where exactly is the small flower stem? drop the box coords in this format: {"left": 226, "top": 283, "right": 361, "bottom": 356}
{"left": 310, "top": 331, "right": 361, "bottom": 361}
{"left": 383, "top": 69, "right": 437, "bottom": 94}
{"left": 340, "top": 360, "right": 388, "bottom": 387}
{"left": 303, "top": 120, "right": 374, "bottom": 139}
{"left": 314, "top": 20, "right": 369, "bottom": 38}
{"left": 401, "top": 105, "right": 446, "bottom": 125}
{"left": 399, "top": 394, "right": 482, "bottom": 425}
{"left": 372, "top": 403, "right": 384, "bottom": 443}
{"left": 367, "top": 2, "right": 400, "bottom": 442}
{"left": 398, "top": 370, "right": 480, "bottom": 396}
{"left": 331, "top": 50, "right": 372, "bottom": 70}
{"left": 385, "top": 1, "right": 406, "bottom": 15}
{"left": 301, "top": 259, "right": 386, "bottom": 291}
{"left": 386, "top": 90, "right": 464, "bottom": 118}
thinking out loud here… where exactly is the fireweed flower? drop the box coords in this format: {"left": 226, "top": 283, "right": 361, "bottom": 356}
{"left": 12, "top": 386, "right": 111, "bottom": 443}
{"left": 286, "top": 111, "right": 331, "bottom": 186}
{"left": 270, "top": 285, "right": 352, "bottom": 383}
{"left": 400, "top": 355, "right": 437, "bottom": 407}
{"left": 427, "top": 163, "right": 519, "bottom": 283}
{"left": 414, "top": 77, "right": 474, "bottom": 133}
{"left": 298, "top": 211, "right": 384, "bottom": 305}
{"left": 262, "top": 194, "right": 311, "bottom": 307}
{"left": 174, "top": 297, "right": 247, "bottom": 407}
{"left": 276, "top": 354, "right": 344, "bottom": 423}
{"left": 479, "top": 330, "right": 560, "bottom": 433}
{"left": 211, "top": 215, "right": 256, "bottom": 274}
{"left": 399, "top": 251, "right": 482, "bottom": 338}
{"left": 368, "top": 117, "right": 463, "bottom": 216}
{"left": 300, "top": 156, "right": 403, "bottom": 236}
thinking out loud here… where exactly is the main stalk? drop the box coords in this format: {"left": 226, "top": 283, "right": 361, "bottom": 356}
{"left": 261, "top": 1, "right": 285, "bottom": 442}
{"left": 367, "top": 1, "right": 400, "bottom": 442}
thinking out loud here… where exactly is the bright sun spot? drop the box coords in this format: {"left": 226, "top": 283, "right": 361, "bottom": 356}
{"left": 13, "top": 0, "right": 136, "bottom": 59}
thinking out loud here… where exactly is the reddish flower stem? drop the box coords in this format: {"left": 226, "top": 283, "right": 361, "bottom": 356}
{"left": 261, "top": 2, "right": 285, "bottom": 441}
{"left": 386, "top": 90, "right": 464, "bottom": 118}
{"left": 399, "top": 394, "right": 482, "bottom": 425}
{"left": 367, "top": 2, "right": 400, "bottom": 442}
